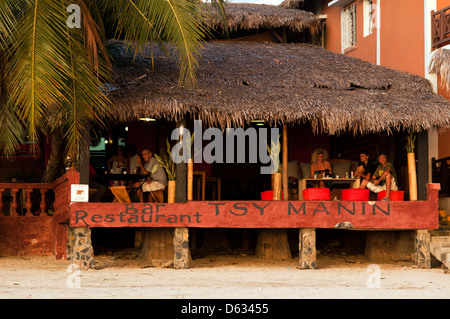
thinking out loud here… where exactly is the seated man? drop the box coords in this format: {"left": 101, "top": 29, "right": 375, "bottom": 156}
{"left": 361, "top": 153, "right": 398, "bottom": 201}
{"left": 134, "top": 148, "right": 168, "bottom": 202}
{"left": 354, "top": 150, "right": 376, "bottom": 189}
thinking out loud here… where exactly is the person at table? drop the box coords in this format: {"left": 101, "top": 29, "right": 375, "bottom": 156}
{"left": 310, "top": 148, "right": 332, "bottom": 188}
{"left": 107, "top": 146, "right": 128, "bottom": 186}
{"left": 361, "top": 153, "right": 398, "bottom": 201}
{"left": 354, "top": 150, "right": 376, "bottom": 188}
{"left": 134, "top": 148, "right": 168, "bottom": 202}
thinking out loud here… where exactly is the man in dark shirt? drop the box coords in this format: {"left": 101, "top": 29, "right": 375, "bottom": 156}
{"left": 355, "top": 150, "right": 376, "bottom": 188}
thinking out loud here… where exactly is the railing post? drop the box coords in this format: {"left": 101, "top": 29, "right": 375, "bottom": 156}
{"left": 25, "top": 189, "right": 33, "bottom": 216}
{"left": 39, "top": 189, "right": 47, "bottom": 215}
{"left": 11, "top": 189, "right": 19, "bottom": 216}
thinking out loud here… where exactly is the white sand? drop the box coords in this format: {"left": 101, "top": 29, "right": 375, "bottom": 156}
{"left": 0, "top": 252, "right": 449, "bottom": 299}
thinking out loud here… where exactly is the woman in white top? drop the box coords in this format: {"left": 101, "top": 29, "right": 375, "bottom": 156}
{"left": 107, "top": 146, "right": 128, "bottom": 186}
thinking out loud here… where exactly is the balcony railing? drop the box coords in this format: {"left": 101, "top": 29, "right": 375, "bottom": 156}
{"left": 0, "top": 168, "right": 79, "bottom": 216}
{"left": 432, "top": 6, "right": 450, "bottom": 49}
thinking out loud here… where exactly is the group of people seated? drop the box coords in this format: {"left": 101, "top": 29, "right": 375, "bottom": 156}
{"left": 90, "top": 145, "right": 168, "bottom": 203}
{"left": 355, "top": 151, "right": 398, "bottom": 201}
{"left": 310, "top": 148, "right": 398, "bottom": 201}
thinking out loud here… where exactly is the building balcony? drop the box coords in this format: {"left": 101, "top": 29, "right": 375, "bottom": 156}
{"left": 432, "top": 6, "right": 450, "bottom": 49}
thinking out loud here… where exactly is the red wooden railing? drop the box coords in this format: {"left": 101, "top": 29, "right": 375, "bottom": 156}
{"left": 432, "top": 6, "right": 450, "bottom": 49}
{"left": 0, "top": 184, "right": 52, "bottom": 216}
{"left": 0, "top": 168, "right": 79, "bottom": 217}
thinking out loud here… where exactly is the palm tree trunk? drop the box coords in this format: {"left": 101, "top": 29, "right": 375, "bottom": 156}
{"left": 41, "top": 131, "right": 64, "bottom": 183}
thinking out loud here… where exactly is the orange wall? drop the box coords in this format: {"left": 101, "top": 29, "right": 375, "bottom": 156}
{"left": 322, "top": 2, "right": 342, "bottom": 53}
{"left": 322, "top": 0, "right": 424, "bottom": 76}
{"left": 437, "top": 75, "right": 450, "bottom": 158}
{"left": 436, "top": 0, "right": 450, "bottom": 159}
{"left": 437, "top": 0, "right": 450, "bottom": 10}
{"left": 380, "top": 0, "right": 425, "bottom": 77}
{"left": 344, "top": 0, "right": 377, "bottom": 64}
{"left": 321, "top": 0, "right": 379, "bottom": 64}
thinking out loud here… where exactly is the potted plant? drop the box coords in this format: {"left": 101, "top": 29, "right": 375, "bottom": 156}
{"left": 267, "top": 135, "right": 282, "bottom": 200}
{"left": 154, "top": 138, "right": 176, "bottom": 203}
{"left": 406, "top": 131, "right": 417, "bottom": 201}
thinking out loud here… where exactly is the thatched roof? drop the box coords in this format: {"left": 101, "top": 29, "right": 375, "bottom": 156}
{"left": 429, "top": 48, "right": 450, "bottom": 93}
{"left": 109, "top": 41, "right": 450, "bottom": 134}
{"left": 279, "top": 0, "right": 304, "bottom": 9}
{"left": 206, "top": 3, "right": 320, "bottom": 33}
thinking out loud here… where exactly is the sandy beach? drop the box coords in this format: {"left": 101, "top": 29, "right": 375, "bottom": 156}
{"left": 0, "top": 250, "right": 449, "bottom": 300}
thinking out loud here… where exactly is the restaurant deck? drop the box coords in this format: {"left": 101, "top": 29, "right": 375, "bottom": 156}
{"left": 0, "top": 168, "right": 440, "bottom": 270}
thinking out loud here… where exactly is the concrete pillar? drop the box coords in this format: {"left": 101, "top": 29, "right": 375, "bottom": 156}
{"left": 67, "top": 226, "right": 95, "bottom": 270}
{"left": 299, "top": 228, "right": 316, "bottom": 269}
{"left": 415, "top": 229, "right": 431, "bottom": 269}
{"left": 173, "top": 227, "right": 190, "bottom": 269}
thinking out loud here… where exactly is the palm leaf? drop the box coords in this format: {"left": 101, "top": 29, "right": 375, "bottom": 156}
{"left": 102, "top": 0, "right": 212, "bottom": 87}
{"left": 3, "top": 0, "right": 112, "bottom": 157}
{"left": 0, "top": 100, "right": 26, "bottom": 157}
{"left": 406, "top": 131, "right": 416, "bottom": 153}
{"left": 266, "top": 134, "right": 281, "bottom": 173}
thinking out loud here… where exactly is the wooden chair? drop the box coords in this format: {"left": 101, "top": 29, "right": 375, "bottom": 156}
{"left": 110, "top": 186, "right": 131, "bottom": 203}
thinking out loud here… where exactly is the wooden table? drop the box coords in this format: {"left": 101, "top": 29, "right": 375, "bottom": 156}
{"left": 101, "top": 174, "right": 146, "bottom": 182}
{"left": 299, "top": 177, "right": 358, "bottom": 200}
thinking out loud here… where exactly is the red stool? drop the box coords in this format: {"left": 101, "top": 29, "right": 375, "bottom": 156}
{"left": 341, "top": 189, "right": 370, "bottom": 201}
{"left": 261, "top": 190, "right": 283, "bottom": 200}
{"left": 377, "top": 190, "right": 404, "bottom": 201}
{"left": 303, "top": 188, "right": 330, "bottom": 200}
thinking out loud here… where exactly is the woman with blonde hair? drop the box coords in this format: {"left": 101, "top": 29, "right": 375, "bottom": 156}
{"left": 310, "top": 148, "right": 332, "bottom": 188}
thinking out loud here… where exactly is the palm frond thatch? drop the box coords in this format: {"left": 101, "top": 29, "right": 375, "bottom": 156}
{"left": 429, "top": 48, "right": 450, "bottom": 94}
{"left": 206, "top": 3, "right": 320, "bottom": 34}
{"left": 110, "top": 41, "right": 450, "bottom": 135}
{"left": 279, "top": 0, "right": 304, "bottom": 9}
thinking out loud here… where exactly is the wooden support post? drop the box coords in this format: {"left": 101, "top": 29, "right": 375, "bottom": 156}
{"left": 282, "top": 124, "right": 288, "bottom": 200}
{"left": 256, "top": 125, "right": 291, "bottom": 260}
{"left": 173, "top": 227, "right": 190, "bottom": 269}
{"left": 139, "top": 228, "right": 174, "bottom": 265}
{"left": 187, "top": 159, "right": 193, "bottom": 201}
{"left": 414, "top": 229, "right": 431, "bottom": 269}
{"left": 175, "top": 119, "right": 187, "bottom": 204}
{"left": 299, "top": 228, "right": 316, "bottom": 269}
{"left": 272, "top": 173, "right": 282, "bottom": 200}
{"left": 255, "top": 229, "right": 292, "bottom": 260}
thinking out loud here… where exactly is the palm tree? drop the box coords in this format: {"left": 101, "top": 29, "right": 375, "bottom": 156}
{"left": 0, "top": 0, "right": 224, "bottom": 181}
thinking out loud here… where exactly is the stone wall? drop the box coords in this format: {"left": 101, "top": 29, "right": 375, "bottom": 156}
{"left": 67, "top": 226, "right": 96, "bottom": 270}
